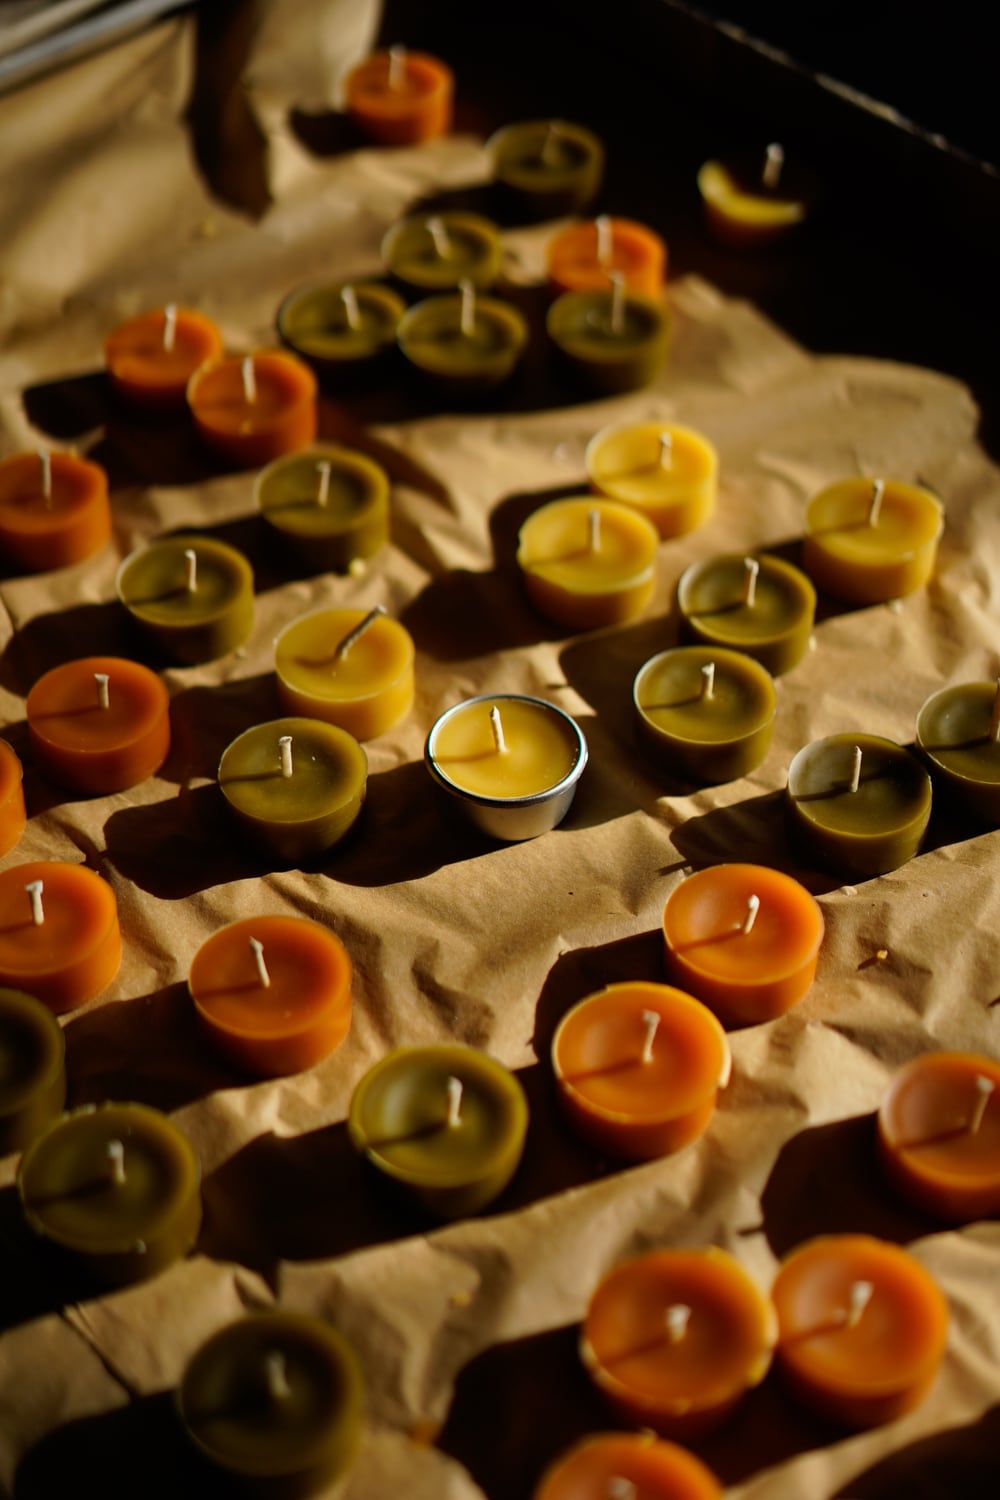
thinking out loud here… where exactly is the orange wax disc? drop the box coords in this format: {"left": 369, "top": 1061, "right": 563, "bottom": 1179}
{"left": 546, "top": 216, "right": 667, "bottom": 298}
{"left": 552, "top": 982, "right": 731, "bottom": 1160}
{"left": 189, "top": 915, "right": 352, "bottom": 1077}
{"left": 103, "top": 306, "right": 224, "bottom": 408}
{"left": 187, "top": 350, "right": 317, "bottom": 469}
{"left": 877, "top": 1050, "right": 1000, "bottom": 1221}
{"left": 581, "top": 1247, "right": 776, "bottom": 1440}
{"left": 344, "top": 48, "right": 453, "bottom": 145}
{"left": 0, "top": 739, "right": 27, "bottom": 857}
{"left": 0, "top": 451, "right": 111, "bottom": 573}
{"left": 534, "top": 1431, "right": 722, "bottom": 1500}
{"left": 772, "top": 1234, "right": 949, "bottom": 1427}
{"left": 27, "top": 655, "right": 170, "bottom": 795}
{"left": 0, "top": 861, "right": 121, "bottom": 1014}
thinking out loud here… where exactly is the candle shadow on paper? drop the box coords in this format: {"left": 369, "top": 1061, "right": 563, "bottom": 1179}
{"left": 0, "top": 1187, "right": 82, "bottom": 1335}
{"left": 668, "top": 792, "right": 849, "bottom": 897}
{"left": 829, "top": 1403, "right": 1000, "bottom": 1499}
{"left": 0, "top": 601, "right": 131, "bottom": 696}
{"left": 531, "top": 929, "right": 669, "bottom": 1057}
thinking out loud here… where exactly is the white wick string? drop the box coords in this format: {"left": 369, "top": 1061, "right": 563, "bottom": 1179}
{"left": 106, "top": 1139, "right": 126, "bottom": 1186}
{"left": 659, "top": 431, "right": 673, "bottom": 469}
{"left": 609, "top": 270, "right": 626, "bottom": 336}
{"left": 39, "top": 450, "right": 52, "bottom": 503}
{"left": 742, "top": 556, "right": 760, "bottom": 608}
{"left": 26, "top": 879, "right": 44, "bottom": 926}
{"left": 95, "top": 672, "right": 110, "bottom": 710}
{"left": 595, "top": 214, "right": 613, "bottom": 268}
{"left": 742, "top": 893, "right": 761, "bottom": 935}
{"left": 316, "top": 461, "right": 332, "bottom": 507}
{"left": 278, "top": 735, "right": 293, "bottom": 778}
{"left": 762, "top": 141, "right": 784, "bottom": 190}
{"left": 163, "top": 303, "right": 177, "bottom": 352}
{"left": 989, "top": 679, "right": 1000, "bottom": 744}
{"left": 265, "top": 1351, "right": 292, "bottom": 1400}
{"left": 869, "top": 478, "right": 885, "bottom": 527}
{"left": 700, "top": 661, "right": 715, "bottom": 700}
{"left": 249, "top": 936, "right": 270, "bottom": 988}
{"left": 969, "top": 1075, "right": 995, "bottom": 1134}
{"left": 387, "top": 44, "right": 406, "bottom": 90}
{"left": 588, "top": 507, "right": 601, "bottom": 552}
{"left": 241, "top": 355, "right": 257, "bottom": 405}
{"left": 334, "top": 603, "right": 386, "bottom": 661}
{"left": 341, "top": 284, "right": 361, "bottom": 331}
{"left": 489, "top": 704, "right": 507, "bottom": 755}
{"left": 446, "top": 1075, "right": 463, "bottom": 1128}
{"left": 844, "top": 1279, "right": 874, "bottom": 1329}
{"left": 540, "top": 120, "right": 561, "bottom": 166}
{"left": 665, "top": 1304, "right": 691, "bottom": 1343}
{"left": 640, "top": 1008, "right": 660, "bottom": 1064}
{"left": 184, "top": 547, "right": 197, "bottom": 592}
{"left": 607, "top": 1481, "right": 637, "bottom": 1500}
{"left": 848, "top": 743, "right": 863, "bottom": 795}
{"left": 459, "top": 278, "right": 476, "bottom": 338}
{"left": 427, "top": 216, "right": 451, "bottom": 259}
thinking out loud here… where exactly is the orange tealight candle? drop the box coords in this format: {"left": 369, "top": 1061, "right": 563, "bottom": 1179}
{"left": 0, "top": 450, "right": 111, "bottom": 573}
{"left": 0, "top": 861, "right": 121, "bottom": 1014}
{"left": 662, "top": 864, "right": 824, "bottom": 1026}
{"left": 103, "top": 304, "right": 224, "bottom": 409}
{"left": 551, "top": 982, "right": 731, "bottom": 1161}
{"left": 877, "top": 1051, "right": 1000, "bottom": 1221}
{"left": 187, "top": 350, "right": 317, "bottom": 469}
{"left": 772, "top": 1234, "right": 949, "bottom": 1427}
{"left": 26, "top": 656, "right": 170, "bottom": 795}
{"left": 581, "top": 1247, "right": 776, "bottom": 1440}
{"left": 546, "top": 215, "right": 667, "bottom": 298}
{"left": 534, "top": 1432, "right": 722, "bottom": 1500}
{"left": 0, "top": 739, "right": 27, "bottom": 857}
{"left": 188, "top": 915, "right": 352, "bottom": 1077}
{"left": 343, "top": 45, "right": 453, "bottom": 145}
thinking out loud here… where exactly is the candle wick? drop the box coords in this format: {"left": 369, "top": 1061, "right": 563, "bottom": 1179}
{"left": 341, "top": 284, "right": 362, "bottom": 332}
{"left": 969, "top": 1075, "right": 995, "bottom": 1134}
{"left": 742, "top": 893, "right": 761, "bottom": 935}
{"left": 848, "top": 743, "right": 863, "bottom": 795}
{"left": 183, "top": 547, "right": 198, "bottom": 593}
{"left": 278, "top": 735, "right": 294, "bottom": 779}
{"left": 868, "top": 477, "right": 885, "bottom": 527}
{"left": 38, "top": 450, "right": 52, "bottom": 506}
{"left": 989, "top": 678, "right": 1000, "bottom": 744}
{"left": 658, "top": 430, "right": 673, "bottom": 469}
{"left": 163, "top": 303, "right": 177, "bottom": 352}
{"left": 459, "top": 277, "right": 476, "bottom": 339}
{"left": 241, "top": 355, "right": 257, "bottom": 405}
{"left": 762, "top": 141, "right": 784, "bottom": 190}
{"left": 249, "top": 936, "right": 271, "bottom": 988}
{"left": 640, "top": 1008, "right": 660, "bottom": 1064}
{"left": 607, "top": 1481, "right": 638, "bottom": 1500}
{"left": 106, "top": 1138, "right": 126, "bottom": 1187}
{"left": 742, "top": 556, "right": 760, "bottom": 608}
{"left": 489, "top": 704, "right": 507, "bottom": 755}
{"left": 427, "top": 215, "right": 451, "bottom": 260}
{"left": 264, "top": 1350, "right": 292, "bottom": 1400}
{"left": 95, "top": 672, "right": 110, "bottom": 710}
{"left": 540, "top": 120, "right": 561, "bottom": 166}
{"left": 334, "top": 603, "right": 386, "bottom": 662}
{"left": 588, "top": 507, "right": 601, "bottom": 553}
{"left": 446, "top": 1075, "right": 463, "bottom": 1128}
{"left": 608, "top": 269, "right": 626, "bottom": 337}
{"left": 844, "top": 1279, "right": 874, "bottom": 1329}
{"left": 665, "top": 1303, "right": 691, "bottom": 1343}
{"left": 387, "top": 43, "right": 406, "bottom": 91}
{"left": 700, "top": 661, "right": 716, "bottom": 701}
{"left": 25, "top": 878, "right": 44, "bottom": 926}
{"left": 595, "top": 214, "right": 613, "bottom": 269}
{"left": 316, "top": 460, "right": 332, "bottom": 507}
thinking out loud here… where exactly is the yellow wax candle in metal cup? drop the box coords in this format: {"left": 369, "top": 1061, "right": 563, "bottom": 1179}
{"left": 633, "top": 646, "right": 777, "bottom": 785}
{"left": 802, "top": 476, "right": 944, "bottom": 606}
{"left": 381, "top": 211, "right": 503, "bottom": 296}
{"left": 17, "top": 1100, "right": 201, "bottom": 1289}
{"left": 0, "top": 987, "right": 66, "bottom": 1157}
{"left": 677, "top": 552, "right": 816, "bottom": 677}
{"left": 348, "top": 1043, "right": 529, "bottom": 1219}
{"left": 218, "top": 717, "right": 367, "bottom": 865}
{"left": 116, "top": 534, "right": 254, "bottom": 665}
{"left": 397, "top": 284, "right": 529, "bottom": 392}
{"left": 485, "top": 118, "right": 604, "bottom": 220}
{"left": 585, "top": 420, "right": 718, "bottom": 539}
{"left": 178, "top": 1310, "right": 364, "bottom": 1490}
{"left": 424, "top": 693, "right": 588, "bottom": 842}
{"left": 547, "top": 283, "right": 671, "bottom": 395}
{"left": 255, "top": 446, "right": 390, "bottom": 574}
{"left": 786, "top": 732, "right": 932, "bottom": 878}
{"left": 276, "top": 279, "right": 406, "bottom": 383}
{"left": 517, "top": 496, "right": 658, "bottom": 632}
{"left": 915, "top": 680, "right": 1000, "bottom": 824}
{"left": 275, "top": 605, "right": 414, "bottom": 741}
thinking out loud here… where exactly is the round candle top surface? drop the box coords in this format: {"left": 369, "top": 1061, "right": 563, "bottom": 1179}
{"left": 534, "top": 1431, "right": 722, "bottom": 1500}
{"left": 546, "top": 217, "right": 667, "bottom": 297}
{"left": 103, "top": 306, "right": 223, "bottom": 404}
{"left": 486, "top": 119, "right": 604, "bottom": 210}
{"left": 275, "top": 606, "right": 414, "bottom": 739}
{"left": 276, "top": 280, "right": 406, "bottom": 364}
{"left": 803, "top": 478, "right": 943, "bottom": 603}
{"left": 0, "top": 860, "right": 121, "bottom": 1014}
{"left": 18, "top": 1100, "right": 200, "bottom": 1257}
{"left": 0, "top": 987, "right": 66, "bottom": 1153}
{"left": 256, "top": 446, "right": 389, "bottom": 543}
{"left": 582, "top": 1248, "right": 776, "bottom": 1428}
{"left": 26, "top": 655, "right": 170, "bottom": 791}
{"left": 517, "top": 496, "right": 658, "bottom": 599}
{"left": 0, "top": 450, "right": 111, "bottom": 570}
{"left": 218, "top": 717, "right": 368, "bottom": 832}
{"left": 189, "top": 915, "right": 351, "bottom": 1042}
{"left": 634, "top": 647, "right": 776, "bottom": 748}
{"left": 179, "top": 1311, "right": 364, "bottom": 1480}
{"left": 772, "top": 1234, "right": 948, "bottom": 1420}
{"left": 0, "top": 737, "right": 27, "bottom": 857}
{"left": 397, "top": 293, "right": 528, "bottom": 380}
{"left": 382, "top": 212, "right": 502, "bottom": 292}
{"left": 547, "top": 288, "right": 669, "bottom": 359}
{"left": 787, "top": 733, "right": 932, "bottom": 850}
{"left": 344, "top": 48, "right": 452, "bottom": 143}
{"left": 677, "top": 553, "right": 816, "bottom": 675}
{"left": 585, "top": 420, "right": 717, "bottom": 538}
{"left": 426, "top": 695, "right": 585, "bottom": 802}
{"left": 117, "top": 535, "right": 254, "bottom": 629}
{"left": 878, "top": 1050, "right": 1000, "bottom": 1220}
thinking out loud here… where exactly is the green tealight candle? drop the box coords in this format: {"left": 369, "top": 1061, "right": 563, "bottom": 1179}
{"left": 0, "top": 987, "right": 66, "bottom": 1156}
{"left": 276, "top": 279, "right": 406, "bottom": 384}
{"left": 255, "top": 445, "right": 390, "bottom": 574}
{"left": 633, "top": 646, "right": 777, "bottom": 784}
{"left": 547, "top": 285, "right": 670, "bottom": 394}
{"left": 786, "top": 732, "right": 932, "bottom": 877}
{"left": 398, "top": 286, "right": 528, "bottom": 391}
{"left": 916, "top": 681, "right": 1000, "bottom": 824}
{"left": 116, "top": 534, "right": 255, "bottom": 665}
{"left": 677, "top": 552, "right": 816, "bottom": 677}
{"left": 381, "top": 211, "right": 502, "bottom": 297}
{"left": 486, "top": 118, "right": 604, "bottom": 219}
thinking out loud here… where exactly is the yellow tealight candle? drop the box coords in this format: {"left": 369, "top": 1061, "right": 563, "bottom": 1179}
{"left": 274, "top": 605, "right": 415, "bottom": 740}
{"left": 585, "top": 420, "right": 718, "bottom": 538}
{"left": 516, "top": 496, "right": 659, "bottom": 631}
{"left": 802, "top": 477, "right": 944, "bottom": 605}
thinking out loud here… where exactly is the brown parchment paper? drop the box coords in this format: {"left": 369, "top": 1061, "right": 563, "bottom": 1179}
{"left": 1, "top": 4, "right": 999, "bottom": 1497}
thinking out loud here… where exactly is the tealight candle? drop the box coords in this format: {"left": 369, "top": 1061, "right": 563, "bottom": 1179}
{"left": 915, "top": 680, "right": 1000, "bottom": 823}
{"left": 0, "top": 861, "right": 121, "bottom": 1013}
{"left": 551, "top": 982, "right": 731, "bottom": 1161}
{"left": 116, "top": 535, "right": 254, "bottom": 665}
{"left": 17, "top": 1100, "right": 201, "bottom": 1288}
{"left": 188, "top": 915, "right": 352, "bottom": 1077}
{"left": 802, "top": 476, "right": 944, "bottom": 605}
{"left": 697, "top": 143, "right": 814, "bottom": 249}
{"left": 187, "top": 350, "right": 317, "bottom": 468}
{"left": 534, "top": 1432, "right": 722, "bottom": 1500}
{"left": 585, "top": 420, "right": 718, "bottom": 539}
{"left": 343, "top": 44, "right": 453, "bottom": 144}
{"left": 516, "top": 496, "right": 659, "bottom": 631}
{"left": 547, "top": 282, "right": 671, "bottom": 394}
{"left": 103, "top": 304, "right": 224, "bottom": 408}
{"left": 381, "top": 212, "right": 503, "bottom": 296}
{"left": 0, "top": 450, "right": 111, "bottom": 573}
{"left": 26, "top": 655, "right": 171, "bottom": 795}
{"left": 581, "top": 1247, "right": 776, "bottom": 1440}
{"left": 347, "top": 1043, "right": 529, "bottom": 1219}
{"left": 877, "top": 1050, "right": 1000, "bottom": 1221}
{"left": 0, "top": 988, "right": 66, "bottom": 1156}
{"left": 397, "top": 283, "right": 529, "bottom": 391}
{"left": 255, "top": 446, "right": 390, "bottom": 574}
{"left": 486, "top": 118, "right": 604, "bottom": 219}
{"left": 275, "top": 605, "right": 414, "bottom": 740}
{"left": 771, "top": 1234, "right": 949, "bottom": 1427}
{"left": 633, "top": 646, "right": 776, "bottom": 784}
{"left": 424, "top": 694, "right": 588, "bottom": 841}
{"left": 276, "top": 279, "right": 406, "bottom": 384}
{"left": 546, "top": 215, "right": 667, "bottom": 298}
{"left": 179, "top": 1312, "right": 363, "bottom": 1490}
{"left": 662, "top": 863, "right": 824, "bottom": 1026}
{"left": 218, "top": 716, "right": 367, "bottom": 864}
{"left": 786, "top": 733, "right": 932, "bottom": 877}
{"left": 677, "top": 553, "right": 816, "bottom": 676}
{"left": 0, "top": 738, "right": 27, "bottom": 857}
